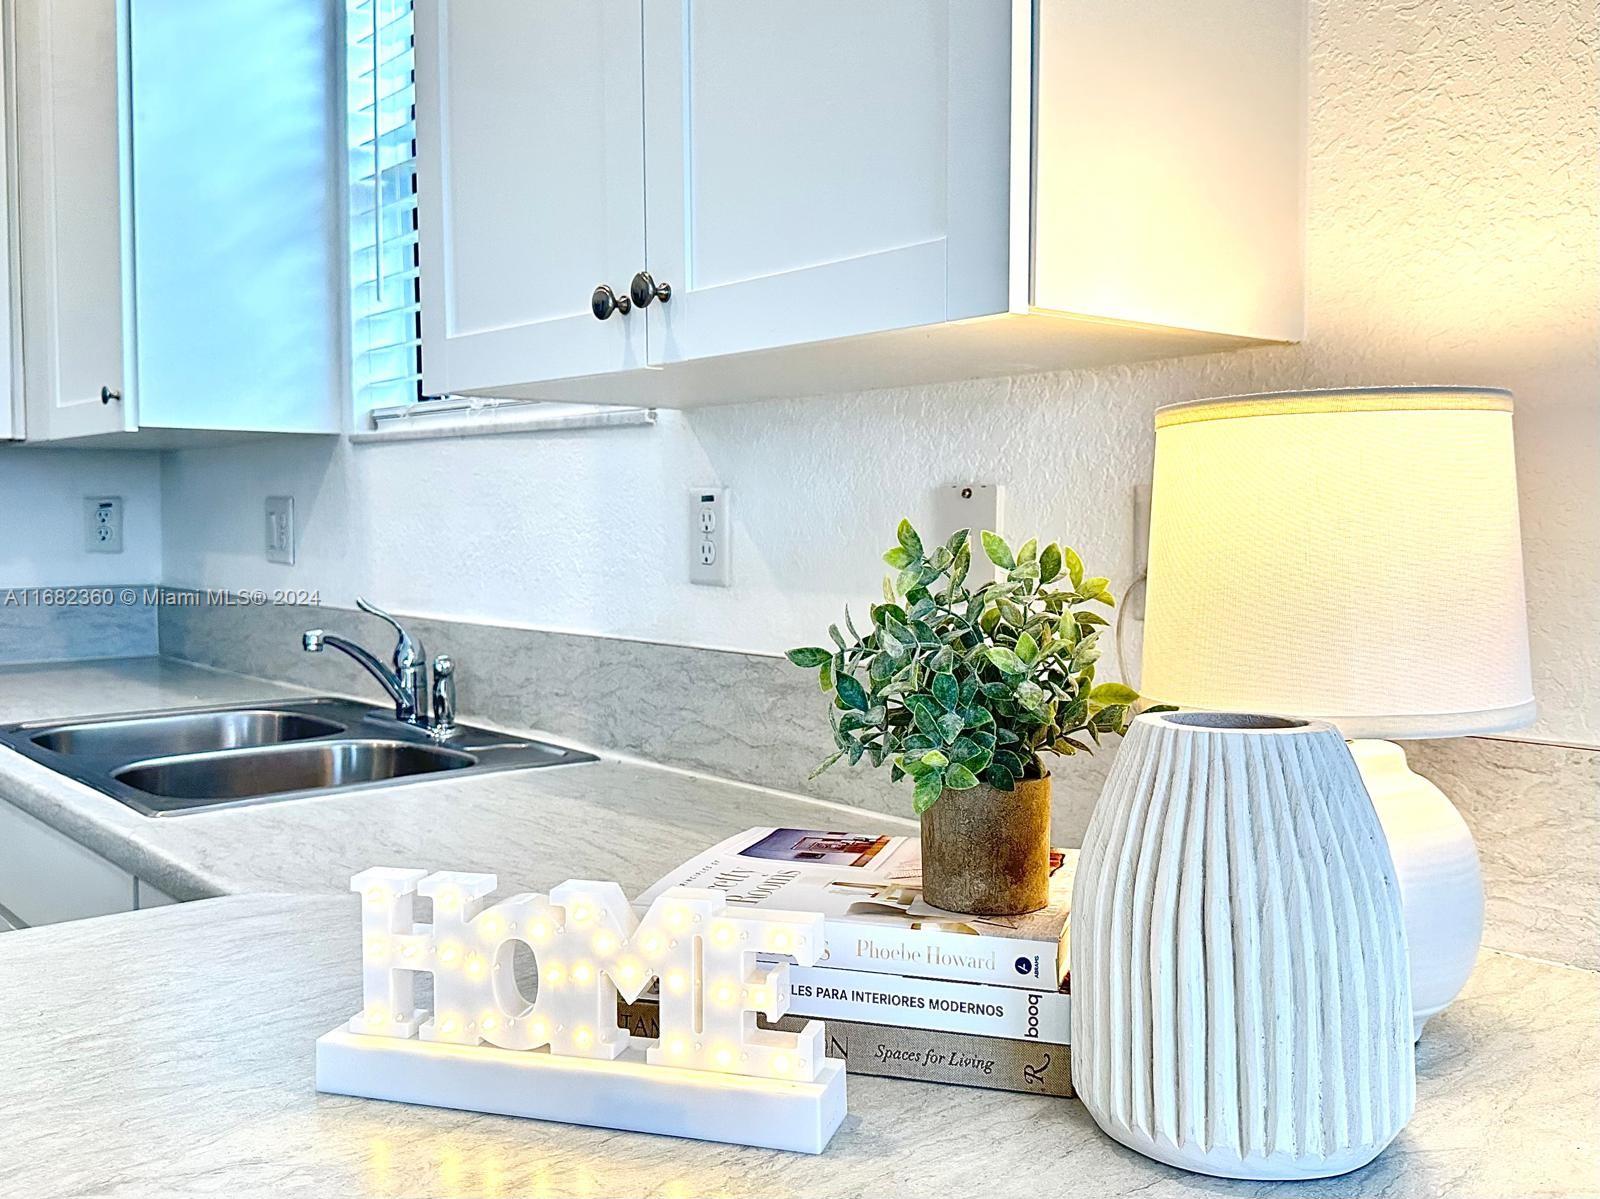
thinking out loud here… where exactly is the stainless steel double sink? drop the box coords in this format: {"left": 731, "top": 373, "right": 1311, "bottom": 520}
{"left": 0, "top": 698, "right": 596, "bottom": 816}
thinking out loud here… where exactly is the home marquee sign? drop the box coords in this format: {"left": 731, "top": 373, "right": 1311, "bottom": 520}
{"left": 315, "top": 868, "right": 847, "bottom": 1153}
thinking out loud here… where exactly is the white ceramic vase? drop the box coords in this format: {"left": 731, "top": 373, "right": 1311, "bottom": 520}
{"left": 1071, "top": 712, "right": 1415, "bottom": 1181}
{"left": 1349, "top": 739, "right": 1484, "bottom": 1040}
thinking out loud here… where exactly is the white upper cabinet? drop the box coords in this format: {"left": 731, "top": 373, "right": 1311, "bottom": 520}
{"left": 1027, "top": 0, "right": 1304, "bottom": 343}
{"left": 418, "top": 0, "right": 1305, "bottom": 408}
{"left": 5, "top": 0, "right": 341, "bottom": 444}
{"left": 415, "top": 0, "right": 646, "bottom": 396}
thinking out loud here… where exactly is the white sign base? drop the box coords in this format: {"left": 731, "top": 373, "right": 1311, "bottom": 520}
{"left": 315, "top": 1027, "right": 848, "bottom": 1154}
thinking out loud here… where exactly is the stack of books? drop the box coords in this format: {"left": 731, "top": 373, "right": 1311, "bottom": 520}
{"left": 625, "top": 826, "right": 1074, "bottom": 1097}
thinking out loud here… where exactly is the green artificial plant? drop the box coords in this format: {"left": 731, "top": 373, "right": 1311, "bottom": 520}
{"left": 787, "top": 519, "right": 1151, "bottom": 814}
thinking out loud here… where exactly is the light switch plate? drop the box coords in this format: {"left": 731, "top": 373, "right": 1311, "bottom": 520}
{"left": 690, "top": 488, "right": 730, "bottom": 586}
{"left": 84, "top": 496, "right": 123, "bottom": 553}
{"left": 932, "top": 483, "right": 1003, "bottom": 576}
{"left": 265, "top": 496, "right": 295, "bottom": 565}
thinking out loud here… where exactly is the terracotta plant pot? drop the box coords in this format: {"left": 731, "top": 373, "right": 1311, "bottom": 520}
{"left": 919, "top": 775, "right": 1051, "bottom": 915}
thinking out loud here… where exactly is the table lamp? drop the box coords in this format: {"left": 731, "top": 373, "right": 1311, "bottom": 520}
{"left": 1140, "top": 386, "right": 1533, "bottom": 1039}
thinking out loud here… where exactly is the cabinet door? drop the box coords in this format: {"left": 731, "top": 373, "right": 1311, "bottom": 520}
{"left": 640, "top": 0, "right": 1009, "bottom": 366}
{"left": 126, "top": 0, "right": 340, "bottom": 434}
{"left": 0, "top": 797, "right": 136, "bottom": 926}
{"left": 11, "top": 0, "right": 133, "bottom": 439}
{"left": 416, "top": 0, "right": 646, "bottom": 396}
{"left": 134, "top": 878, "right": 177, "bottom": 908}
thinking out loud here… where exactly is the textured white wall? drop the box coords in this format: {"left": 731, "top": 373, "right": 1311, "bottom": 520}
{"left": 159, "top": 0, "right": 1599, "bottom": 746}
{"left": 0, "top": 450, "right": 163, "bottom": 584}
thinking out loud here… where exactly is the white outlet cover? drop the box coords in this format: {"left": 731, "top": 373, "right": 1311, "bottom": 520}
{"left": 690, "top": 487, "right": 730, "bottom": 586}
{"left": 932, "top": 483, "right": 1003, "bottom": 577}
{"left": 84, "top": 496, "right": 123, "bottom": 554}
{"left": 265, "top": 496, "right": 295, "bottom": 565}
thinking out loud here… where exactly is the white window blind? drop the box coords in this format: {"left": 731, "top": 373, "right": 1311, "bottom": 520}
{"left": 348, "top": 0, "right": 420, "bottom": 411}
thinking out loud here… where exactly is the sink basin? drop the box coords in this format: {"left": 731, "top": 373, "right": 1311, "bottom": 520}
{"left": 113, "top": 739, "right": 476, "bottom": 801}
{"left": 0, "top": 696, "right": 596, "bottom": 815}
{"left": 31, "top": 710, "right": 345, "bottom": 758}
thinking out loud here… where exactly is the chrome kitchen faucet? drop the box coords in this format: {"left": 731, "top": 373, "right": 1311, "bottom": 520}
{"left": 303, "top": 597, "right": 456, "bottom": 738}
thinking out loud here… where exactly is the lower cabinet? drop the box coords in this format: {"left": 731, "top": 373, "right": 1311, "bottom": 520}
{"left": 0, "top": 797, "right": 174, "bottom": 927}
{"left": 134, "top": 879, "right": 177, "bottom": 908}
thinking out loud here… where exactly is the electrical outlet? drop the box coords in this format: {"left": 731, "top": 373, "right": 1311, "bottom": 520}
{"left": 83, "top": 496, "right": 123, "bottom": 554}
{"left": 265, "top": 496, "right": 295, "bottom": 565}
{"left": 690, "top": 488, "right": 730, "bottom": 586}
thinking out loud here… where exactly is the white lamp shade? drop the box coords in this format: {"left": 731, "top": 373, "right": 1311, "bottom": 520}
{"left": 1142, "top": 387, "right": 1534, "bottom": 739}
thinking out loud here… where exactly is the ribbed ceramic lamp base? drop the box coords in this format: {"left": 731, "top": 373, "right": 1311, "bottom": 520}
{"left": 1071, "top": 713, "right": 1415, "bottom": 1180}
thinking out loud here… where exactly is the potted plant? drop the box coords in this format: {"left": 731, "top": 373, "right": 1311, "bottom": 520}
{"left": 787, "top": 519, "right": 1144, "bottom": 916}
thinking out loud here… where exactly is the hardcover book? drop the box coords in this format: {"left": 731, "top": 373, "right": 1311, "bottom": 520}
{"left": 617, "top": 999, "right": 1072, "bottom": 1098}
{"left": 635, "top": 828, "right": 1075, "bottom": 989}
{"left": 785, "top": 964, "right": 1069, "bottom": 1044}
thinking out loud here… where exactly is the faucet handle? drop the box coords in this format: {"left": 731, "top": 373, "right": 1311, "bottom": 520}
{"left": 355, "top": 596, "right": 423, "bottom": 670}
{"left": 430, "top": 654, "right": 457, "bottom": 738}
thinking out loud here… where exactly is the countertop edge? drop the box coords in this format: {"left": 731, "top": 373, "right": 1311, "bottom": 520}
{"left": 0, "top": 744, "right": 240, "bottom": 899}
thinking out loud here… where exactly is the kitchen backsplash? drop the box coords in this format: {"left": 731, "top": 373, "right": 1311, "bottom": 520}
{"left": 155, "top": 591, "right": 1074, "bottom": 819}
{"left": 0, "top": 585, "right": 159, "bottom": 664}
{"left": 1404, "top": 738, "right": 1599, "bottom": 972}
{"left": 157, "top": 593, "right": 1598, "bottom": 973}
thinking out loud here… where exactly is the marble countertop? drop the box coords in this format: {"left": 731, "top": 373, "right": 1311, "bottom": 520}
{"left": 2, "top": 894, "right": 1594, "bottom": 1199}
{"left": 0, "top": 658, "right": 913, "bottom": 900}
{"left": 2, "top": 658, "right": 1597, "bottom": 1198}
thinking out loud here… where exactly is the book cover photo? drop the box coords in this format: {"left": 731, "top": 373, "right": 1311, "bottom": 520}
{"left": 635, "top": 827, "right": 1077, "bottom": 988}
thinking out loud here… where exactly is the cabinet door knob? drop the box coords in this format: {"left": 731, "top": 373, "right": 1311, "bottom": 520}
{"left": 629, "top": 271, "right": 672, "bottom": 309}
{"left": 591, "top": 284, "right": 632, "bottom": 321}
{"left": 100, "top": 385, "right": 122, "bottom": 405}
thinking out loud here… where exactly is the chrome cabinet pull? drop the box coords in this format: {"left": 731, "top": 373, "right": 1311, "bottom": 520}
{"left": 629, "top": 271, "right": 671, "bottom": 308}
{"left": 591, "top": 283, "right": 631, "bottom": 320}
{"left": 100, "top": 385, "right": 121, "bottom": 405}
